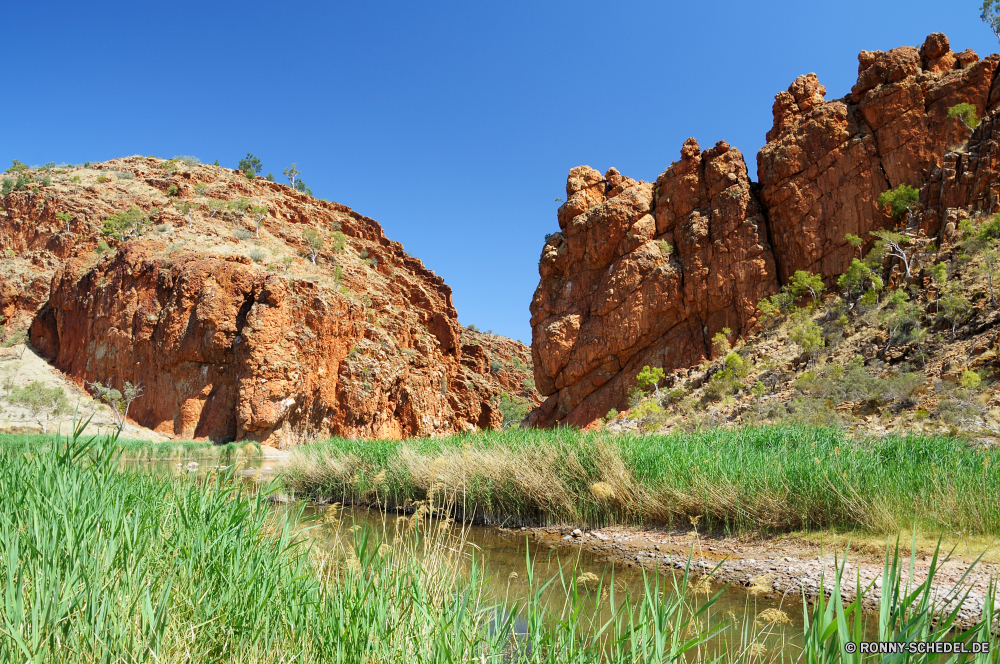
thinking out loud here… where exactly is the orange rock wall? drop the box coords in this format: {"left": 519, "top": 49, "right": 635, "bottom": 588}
{"left": 530, "top": 33, "right": 1000, "bottom": 427}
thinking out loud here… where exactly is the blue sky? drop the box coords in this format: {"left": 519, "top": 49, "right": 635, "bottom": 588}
{"left": 3, "top": 1, "right": 997, "bottom": 343}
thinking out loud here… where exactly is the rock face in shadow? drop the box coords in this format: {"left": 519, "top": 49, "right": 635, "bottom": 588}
{"left": 1, "top": 157, "right": 537, "bottom": 444}
{"left": 529, "top": 33, "right": 1000, "bottom": 427}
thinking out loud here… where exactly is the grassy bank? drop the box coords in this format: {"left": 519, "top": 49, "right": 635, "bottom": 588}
{"left": 0, "top": 428, "right": 996, "bottom": 662}
{"left": 0, "top": 431, "right": 261, "bottom": 459}
{"left": 281, "top": 425, "right": 1000, "bottom": 535}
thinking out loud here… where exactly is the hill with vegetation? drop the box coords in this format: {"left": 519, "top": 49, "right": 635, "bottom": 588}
{"left": 0, "top": 156, "right": 537, "bottom": 444}
{"left": 530, "top": 32, "right": 1000, "bottom": 439}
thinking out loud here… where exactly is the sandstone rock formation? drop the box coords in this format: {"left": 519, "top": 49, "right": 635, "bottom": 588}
{"left": 531, "top": 32, "right": 1000, "bottom": 427}
{"left": 1, "top": 157, "right": 536, "bottom": 444}
{"left": 529, "top": 141, "right": 778, "bottom": 427}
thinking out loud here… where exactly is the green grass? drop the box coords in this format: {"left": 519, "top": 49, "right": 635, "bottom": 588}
{"left": 0, "top": 432, "right": 260, "bottom": 460}
{"left": 281, "top": 425, "right": 1000, "bottom": 536}
{"left": 0, "top": 426, "right": 996, "bottom": 662}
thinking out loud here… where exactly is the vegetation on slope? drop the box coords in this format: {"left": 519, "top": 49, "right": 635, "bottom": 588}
{"left": 609, "top": 212, "right": 1000, "bottom": 440}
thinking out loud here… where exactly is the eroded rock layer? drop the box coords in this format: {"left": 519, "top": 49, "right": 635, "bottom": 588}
{"left": 530, "top": 33, "right": 1000, "bottom": 427}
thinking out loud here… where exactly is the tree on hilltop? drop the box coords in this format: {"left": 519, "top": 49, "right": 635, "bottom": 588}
{"left": 238, "top": 154, "right": 263, "bottom": 179}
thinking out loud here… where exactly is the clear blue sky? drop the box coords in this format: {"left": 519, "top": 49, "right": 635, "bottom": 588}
{"left": 3, "top": 1, "right": 996, "bottom": 343}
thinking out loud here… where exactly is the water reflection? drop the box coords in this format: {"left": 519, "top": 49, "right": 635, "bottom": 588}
{"left": 300, "top": 504, "right": 808, "bottom": 657}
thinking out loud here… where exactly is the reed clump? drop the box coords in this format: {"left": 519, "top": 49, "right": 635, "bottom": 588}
{"left": 281, "top": 425, "right": 1000, "bottom": 535}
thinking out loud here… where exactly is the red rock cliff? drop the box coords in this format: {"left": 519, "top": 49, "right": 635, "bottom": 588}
{"left": 1, "top": 157, "right": 536, "bottom": 444}
{"left": 530, "top": 33, "right": 1000, "bottom": 427}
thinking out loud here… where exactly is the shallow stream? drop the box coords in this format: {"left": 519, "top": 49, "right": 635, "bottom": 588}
{"left": 131, "top": 456, "right": 810, "bottom": 656}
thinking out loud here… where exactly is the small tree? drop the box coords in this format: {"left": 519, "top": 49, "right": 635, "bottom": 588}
{"left": 238, "top": 153, "right": 263, "bottom": 179}
{"left": 711, "top": 328, "right": 732, "bottom": 357}
{"left": 844, "top": 233, "right": 865, "bottom": 258}
{"left": 877, "top": 184, "right": 920, "bottom": 220}
{"left": 937, "top": 284, "right": 971, "bottom": 339}
{"left": 788, "top": 270, "right": 825, "bottom": 304}
{"left": 9, "top": 382, "right": 69, "bottom": 434}
{"left": 302, "top": 228, "right": 323, "bottom": 264}
{"left": 250, "top": 205, "right": 268, "bottom": 238}
{"left": 756, "top": 297, "right": 781, "bottom": 329}
{"left": 948, "top": 102, "right": 981, "bottom": 130}
{"left": 174, "top": 201, "right": 196, "bottom": 227}
{"left": 881, "top": 289, "right": 923, "bottom": 354}
{"left": 56, "top": 211, "right": 72, "bottom": 232}
{"left": 89, "top": 381, "right": 142, "bottom": 433}
{"left": 838, "top": 258, "right": 883, "bottom": 304}
{"left": 789, "top": 318, "right": 825, "bottom": 359}
{"left": 0, "top": 362, "right": 21, "bottom": 398}
{"left": 982, "top": 245, "right": 999, "bottom": 305}
{"left": 751, "top": 380, "right": 767, "bottom": 417}
{"left": 929, "top": 262, "right": 948, "bottom": 312}
{"left": 283, "top": 163, "right": 301, "bottom": 189}
{"left": 870, "top": 229, "right": 914, "bottom": 278}
{"left": 635, "top": 365, "right": 665, "bottom": 400}
{"left": 982, "top": 0, "right": 1000, "bottom": 44}
{"left": 101, "top": 206, "right": 149, "bottom": 241}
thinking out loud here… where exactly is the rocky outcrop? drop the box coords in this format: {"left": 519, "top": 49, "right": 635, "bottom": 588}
{"left": 759, "top": 33, "right": 999, "bottom": 283}
{"left": 2, "top": 157, "right": 537, "bottom": 444}
{"left": 921, "top": 108, "right": 1000, "bottom": 228}
{"left": 529, "top": 141, "right": 778, "bottom": 427}
{"left": 531, "top": 32, "right": 1000, "bottom": 427}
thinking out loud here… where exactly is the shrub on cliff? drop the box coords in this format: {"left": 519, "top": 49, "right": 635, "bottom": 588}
{"left": 948, "top": 102, "right": 981, "bottom": 129}
{"left": 635, "top": 365, "right": 665, "bottom": 400}
{"left": 788, "top": 270, "right": 825, "bottom": 305}
{"left": 302, "top": 228, "right": 323, "bottom": 263}
{"left": 704, "top": 352, "right": 748, "bottom": 401}
{"left": 101, "top": 206, "right": 149, "bottom": 241}
{"left": 4, "top": 159, "right": 28, "bottom": 174}
{"left": 789, "top": 315, "right": 825, "bottom": 358}
{"left": 877, "top": 184, "right": 920, "bottom": 220}
{"left": 837, "top": 258, "right": 883, "bottom": 304}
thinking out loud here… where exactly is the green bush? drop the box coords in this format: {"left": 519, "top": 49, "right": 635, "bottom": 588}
{"left": 877, "top": 183, "right": 920, "bottom": 219}
{"left": 788, "top": 270, "right": 824, "bottom": 304}
{"left": 237, "top": 153, "right": 262, "bottom": 179}
{"left": 8, "top": 382, "right": 69, "bottom": 434}
{"left": 249, "top": 249, "right": 266, "bottom": 263}
{"left": 234, "top": 228, "right": 253, "bottom": 241}
{"left": 497, "top": 392, "right": 530, "bottom": 428}
{"left": 4, "top": 159, "right": 28, "bottom": 173}
{"left": 837, "top": 257, "right": 883, "bottom": 302}
{"left": 789, "top": 317, "right": 824, "bottom": 355}
{"left": 947, "top": 102, "right": 980, "bottom": 129}
{"left": 101, "top": 206, "right": 149, "bottom": 241}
